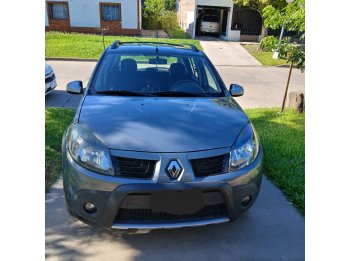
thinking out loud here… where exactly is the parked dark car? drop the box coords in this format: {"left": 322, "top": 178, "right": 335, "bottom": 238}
{"left": 62, "top": 41, "right": 263, "bottom": 230}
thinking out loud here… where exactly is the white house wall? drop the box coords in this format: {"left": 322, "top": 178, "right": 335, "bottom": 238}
{"left": 45, "top": 7, "right": 49, "bottom": 26}
{"left": 45, "top": 0, "right": 138, "bottom": 29}
{"left": 70, "top": 0, "right": 138, "bottom": 29}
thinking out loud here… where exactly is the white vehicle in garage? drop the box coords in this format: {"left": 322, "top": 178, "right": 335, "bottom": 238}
{"left": 200, "top": 14, "right": 220, "bottom": 34}
{"left": 45, "top": 64, "right": 57, "bottom": 95}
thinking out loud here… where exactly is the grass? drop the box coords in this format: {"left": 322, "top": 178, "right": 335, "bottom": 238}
{"left": 165, "top": 27, "right": 190, "bottom": 39}
{"left": 45, "top": 108, "right": 75, "bottom": 192}
{"left": 242, "top": 44, "right": 291, "bottom": 66}
{"left": 44, "top": 107, "right": 305, "bottom": 215}
{"left": 45, "top": 32, "right": 202, "bottom": 59}
{"left": 245, "top": 108, "right": 305, "bottom": 214}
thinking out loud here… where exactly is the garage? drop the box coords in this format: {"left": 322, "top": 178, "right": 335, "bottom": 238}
{"left": 195, "top": 6, "right": 230, "bottom": 38}
{"left": 177, "top": 0, "right": 234, "bottom": 40}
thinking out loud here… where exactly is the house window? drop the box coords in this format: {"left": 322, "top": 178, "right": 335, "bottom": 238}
{"left": 48, "top": 2, "right": 69, "bottom": 19}
{"left": 101, "top": 4, "right": 121, "bottom": 21}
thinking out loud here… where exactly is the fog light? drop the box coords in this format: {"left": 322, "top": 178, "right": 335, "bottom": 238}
{"left": 241, "top": 196, "right": 251, "bottom": 207}
{"left": 84, "top": 203, "right": 97, "bottom": 213}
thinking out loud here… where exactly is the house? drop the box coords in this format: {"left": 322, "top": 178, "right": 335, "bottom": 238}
{"left": 176, "top": 0, "right": 262, "bottom": 41}
{"left": 45, "top": 0, "right": 142, "bottom": 35}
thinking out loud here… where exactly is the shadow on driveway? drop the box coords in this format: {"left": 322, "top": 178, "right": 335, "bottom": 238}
{"left": 45, "top": 90, "right": 82, "bottom": 109}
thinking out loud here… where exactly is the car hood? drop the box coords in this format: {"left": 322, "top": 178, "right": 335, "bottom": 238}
{"left": 45, "top": 64, "right": 53, "bottom": 75}
{"left": 78, "top": 96, "right": 249, "bottom": 153}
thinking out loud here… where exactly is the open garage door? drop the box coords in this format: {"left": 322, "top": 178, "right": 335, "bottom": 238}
{"left": 196, "top": 6, "right": 229, "bottom": 38}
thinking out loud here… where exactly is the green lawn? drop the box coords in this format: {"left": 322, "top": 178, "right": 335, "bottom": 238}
{"left": 246, "top": 108, "right": 305, "bottom": 214}
{"left": 45, "top": 32, "right": 202, "bottom": 59}
{"left": 45, "top": 108, "right": 75, "bottom": 192}
{"left": 242, "top": 44, "right": 291, "bottom": 66}
{"left": 45, "top": 107, "right": 304, "bottom": 215}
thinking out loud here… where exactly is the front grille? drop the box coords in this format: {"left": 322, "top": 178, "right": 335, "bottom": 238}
{"left": 191, "top": 154, "right": 229, "bottom": 177}
{"left": 112, "top": 156, "right": 157, "bottom": 179}
{"left": 45, "top": 73, "right": 55, "bottom": 83}
{"left": 115, "top": 203, "right": 227, "bottom": 222}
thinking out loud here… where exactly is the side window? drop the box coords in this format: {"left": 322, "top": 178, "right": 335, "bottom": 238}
{"left": 203, "top": 62, "right": 219, "bottom": 91}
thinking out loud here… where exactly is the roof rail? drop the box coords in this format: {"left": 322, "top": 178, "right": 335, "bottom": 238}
{"left": 110, "top": 40, "right": 199, "bottom": 52}
{"left": 180, "top": 43, "right": 199, "bottom": 52}
{"left": 110, "top": 40, "right": 120, "bottom": 49}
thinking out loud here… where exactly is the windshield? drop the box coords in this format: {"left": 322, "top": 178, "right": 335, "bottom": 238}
{"left": 90, "top": 52, "right": 226, "bottom": 97}
{"left": 202, "top": 15, "right": 219, "bottom": 23}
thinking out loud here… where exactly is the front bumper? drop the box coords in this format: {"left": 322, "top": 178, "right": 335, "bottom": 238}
{"left": 62, "top": 147, "right": 263, "bottom": 229}
{"left": 45, "top": 77, "right": 57, "bottom": 95}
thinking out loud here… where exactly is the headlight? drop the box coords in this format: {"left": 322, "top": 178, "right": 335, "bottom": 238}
{"left": 66, "top": 123, "right": 114, "bottom": 175}
{"left": 230, "top": 123, "right": 259, "bottom": 171}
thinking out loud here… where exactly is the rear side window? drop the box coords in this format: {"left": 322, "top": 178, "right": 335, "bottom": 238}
{"left": 202, "top": 15, "right": 219, "bottom": 23}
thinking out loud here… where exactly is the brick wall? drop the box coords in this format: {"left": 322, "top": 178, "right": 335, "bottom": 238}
{"left": 47, "top": 19, "right": 71, "bottom": 32}
{"left": 46, "top": 26, "right": 141, "bottom": 36}
{"left": 240, "top": 34, "right": 260, "bottom": 42}
{"left": 46, "top": 1, "right": 71, "bottom": 32}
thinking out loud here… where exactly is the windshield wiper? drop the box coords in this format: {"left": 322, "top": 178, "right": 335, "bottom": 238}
{"left": 153, "top": 91, "right": 209, "bottom": 97}
{"left": 96, "top": 90, "right": 154, "bottom": 96}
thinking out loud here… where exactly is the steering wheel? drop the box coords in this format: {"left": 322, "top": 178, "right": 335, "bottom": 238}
{"left": 171, "top": 80, "right": 205, "bottom": 93}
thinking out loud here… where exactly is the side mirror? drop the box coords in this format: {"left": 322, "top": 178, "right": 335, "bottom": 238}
{"left": 67, "top": 81, "right": 83, "bottom": 94}
{"left": 229, "top": 84, "right": 244, "bottom": 97}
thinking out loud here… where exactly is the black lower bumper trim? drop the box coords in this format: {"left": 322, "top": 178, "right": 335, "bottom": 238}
{"left": 66, "top": 181, "right": 261, "bottom": 229}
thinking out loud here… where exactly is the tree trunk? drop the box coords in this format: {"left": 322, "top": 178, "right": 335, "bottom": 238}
{"left": 288, "top": 92, "right": 305, "bottom": 113}
{"left": 281, "top": 62, "right": 294, "bottom": 111}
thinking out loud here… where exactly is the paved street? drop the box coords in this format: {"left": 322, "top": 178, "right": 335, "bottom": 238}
{"left": 45, "top": 61, "right": 95, "bottom": 108}
{"left": 45, "top": 42, "right": 304, "bottom": 109}
{"left": 45, "top": 41, "right": 305, "bottom": 260}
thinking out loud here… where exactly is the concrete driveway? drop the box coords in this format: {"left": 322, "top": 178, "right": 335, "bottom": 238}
{"left": 200, "top": 41, "right": 305, "bottom": 108}
{"left": 46, "top": 41, "right": 305, "bottom": 260}
{"left": 45, "top": 42, "right": 304, "bottom": 109}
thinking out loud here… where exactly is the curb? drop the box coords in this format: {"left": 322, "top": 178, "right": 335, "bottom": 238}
{"left": 276, "top": 64, "right": 291, "bottom": 68}
{"left": 45, "top": 57, "right": 98, "bottom": 62}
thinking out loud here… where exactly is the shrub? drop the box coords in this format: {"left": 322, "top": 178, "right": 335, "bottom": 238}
{"left": 260, "top": 36, "right": 292, "bottom": 52}
{"left": 164, "top": 0, "right": 176, "bottom": 11}
{"left": 143, "top": 1, "right": 178, "bottom": 30}
{"left": 159, "top": 11, "right": 178, "bottom": 29}
{"left": 260, "top": 36, "right": 279, "bottom": 51}
{"left": 143, "top": 0, "right": 165, "bottom": 30}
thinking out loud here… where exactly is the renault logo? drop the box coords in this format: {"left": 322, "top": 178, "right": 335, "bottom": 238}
{"left": 166, "top": 160, "right": 183, "bottom": 179}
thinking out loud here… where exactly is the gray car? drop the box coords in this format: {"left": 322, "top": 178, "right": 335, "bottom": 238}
{"left": 62, "top": 41, "right": 263, "bottom": 230}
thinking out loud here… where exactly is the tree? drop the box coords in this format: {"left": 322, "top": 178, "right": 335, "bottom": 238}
{"left": 164, "top": 0, "right": 176, "bottom": 11}
{"left": 233, "top": 0, "right": 286, "bottom": 10}
{"left": 262, "top": 0, "right": 305, "bottom": 111}
{"left": 143, "top": 0, "right": 165, "bottom": 31}
{"left": 233, "top": 0, "right": 287, "bottom": 37}
{"left": 263, "top": 0, "right": 305, "bottom": 33}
